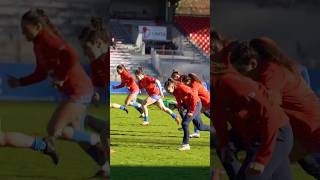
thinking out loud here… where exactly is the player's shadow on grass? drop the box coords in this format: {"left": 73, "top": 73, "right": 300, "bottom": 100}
{"left": 111, "top": 166, "right": 210, "bottom": 180}
{"left": 111, "top": 129, "right": 169, "bottom": 134}
{"left": 111, "top": 130, "right": 210, "bottom": 142}
{"left": 111, "top": 132, "right": 182, "bottom": 138}
{"left": 111, "top": 129, "right": 208, "bottom": 137}
{"left": 111, "top": 137, "right": 209, "bottom": 147}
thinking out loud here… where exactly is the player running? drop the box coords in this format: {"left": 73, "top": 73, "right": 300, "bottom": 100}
{"left": 212, "top": 61, "right": 293, "bottom": 179}
{"left": 134, "top": 67, "right": 180, "bottom": 126}
{"left": 172, "top": 71, "right": 210, "bottom": 138}
{"left": 183, "top": 73, "right": 210, "bottom": 118}
{"left": 182, "top": 73, "right": 210, "bottom": 138}
{"left": 8, "top": 9, "right": 103, "bottom": 173}
{"left": 229, "top": 37, "right": 320, "bottom": 179}
{"left": 164, "top": 79, "right": 210, "bottom": 151}
{"left": 112, "top": 64, "right": 144, "bottom": 116}
{"left": 78, "top": 17, "right": 113, "bottom": 178}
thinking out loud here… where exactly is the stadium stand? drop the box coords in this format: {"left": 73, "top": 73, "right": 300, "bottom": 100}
{"left": 174, "top": 16, "right": 210, "bottom": 54}
{"left": 110, "top": 19, "right": 160, "bottom": 81}
{"left": 110, "top": 42, "right": 159, "bottom": 81}
{"left": 109, "top": 18, "right": 210, "bottom": 82}
{"left": 109, "top": 0, "right": 210, "bottom": 82}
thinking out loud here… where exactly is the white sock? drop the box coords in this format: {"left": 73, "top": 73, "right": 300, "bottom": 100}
{"left": 101, "top": 161, "right": 110, "bottom": 172}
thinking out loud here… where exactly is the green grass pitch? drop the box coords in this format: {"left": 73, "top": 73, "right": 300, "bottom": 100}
{"left": 110, "top": 94, "right": 314, "bottom": 180}
{"left": 0, "top": 95, "right": 314, "bottom": 180}
{"left": 0, "top": 101, "right": 106, "bottom": 180}
{"left": 110, "top": 94, "right": 211, "bottom": 180}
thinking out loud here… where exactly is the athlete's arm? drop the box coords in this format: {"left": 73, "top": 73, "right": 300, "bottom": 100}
{"left": 18, "top": 61, "right": 47, "bottom": 87}
{"left": 113, "top": 81, "right": 125, "bottom": 89}
{"left": 155, "top": 79, "right": 164, "bottom": 97}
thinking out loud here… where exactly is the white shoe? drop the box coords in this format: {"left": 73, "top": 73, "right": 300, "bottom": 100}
{"left": 189, "top": 133, "right": 200, "bottom": 138}
{"left": 178, "top": 144, "right": 190, "bottom": 151}
{"left": 141, "top": 121, "right": 149, "bottom": 126}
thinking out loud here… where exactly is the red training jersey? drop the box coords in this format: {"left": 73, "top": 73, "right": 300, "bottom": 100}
{"left": 257, "top": 62, "right": 320, "bottom": 152}
{"left": 138, "top": 75, "right": 159, "bottom": 96}
{"left": 190, "top": 81, "right": 210, "bottom": 110}
{"left": 212, "top": 70, "right": 288, "bottom": 166}
{"left": 90, "top": 49, "right": 109, "bottom": 88}
{"left": 173, "top": 82, "right": 201, "bottom": 114}
{"left": 113, "top": 70, "right": 139, "bottom": 93}
{"left": 19, "top": 29, "right": 93, "bottom": 100}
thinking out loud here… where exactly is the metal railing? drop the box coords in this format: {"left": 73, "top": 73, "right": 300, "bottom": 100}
{"left": 153, "top": 49, "right": 184, "bottom": 56}
{"left": 150, "top": 48, "right": 210, "bottom": 82}
{"left": 153, "top": 49, "right": 208, "bottom": 62}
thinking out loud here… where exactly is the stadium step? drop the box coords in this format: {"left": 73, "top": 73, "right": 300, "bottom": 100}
{"left": 110, "top": 38, "right": 158, "bottom": 81}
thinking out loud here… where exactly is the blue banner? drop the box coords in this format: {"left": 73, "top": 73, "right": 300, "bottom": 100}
{"left": 0, "top": 63, "right": 60, "bottom": 101}
{"left": 309, "top": 69, "right": 320, "bottom": 96}
{"left": 0, "top": 63, "right": 92, "bottom": 101}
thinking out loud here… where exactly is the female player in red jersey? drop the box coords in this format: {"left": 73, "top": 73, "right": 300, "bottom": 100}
{"left": 181, "top": 73, "right": 210, "bottom": 139}
{"left": 79, "top": 18, "right": 109, "bottom": 103}
{"left": 229, "top": 37, "right": 320, "bottom": 179}
{"left": 210, "top": 30, "right": 247, "bottom": 180}
{"left": 112, "top": 64, "right": 144, "bottom": 115}
{"left": 211, "top": 61, "right": 293, "bottom": 179}
{"left": 78, "top": 17, "right": 115, "bottom": 178}
{"left": 171, "top": 70, "right": 182, "bottom": 82}
{"left": 171, "top": 71, "right": 204, "bottom": 138}
{"left": 182, "top": 73, "right": 210, "bottom": 118}
{"left": 164, "top": 78, "right": 210, "bottom": 150}
{"left": 7, "top": 9, "right": 104, "bottom": 171}
{"left": 134, "top": 68, "right": 180, "bottom": 126}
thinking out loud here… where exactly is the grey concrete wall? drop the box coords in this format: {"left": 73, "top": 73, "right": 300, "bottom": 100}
{"left": 0, "top": 0, "right": 109, "bottom": 63}
{"left": 213, "top": 1, "right": 320, "bottom": 68}
{"left": 110, "top": 0, "right": 166, "bottom": 19}
{"left": 159, "top": 60, "right": 210, "bottom": 81}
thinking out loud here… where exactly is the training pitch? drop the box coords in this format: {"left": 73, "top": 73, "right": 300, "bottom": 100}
{"left": 0, "top": 101, "right": 106, "bottom": 179}
{"left": 110, "top": 94, "right": 211, "bottom": 180}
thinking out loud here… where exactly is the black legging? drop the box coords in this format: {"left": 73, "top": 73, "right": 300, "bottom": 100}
{"left": 181, "top": 102, "right": 210, "bottom": 144}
